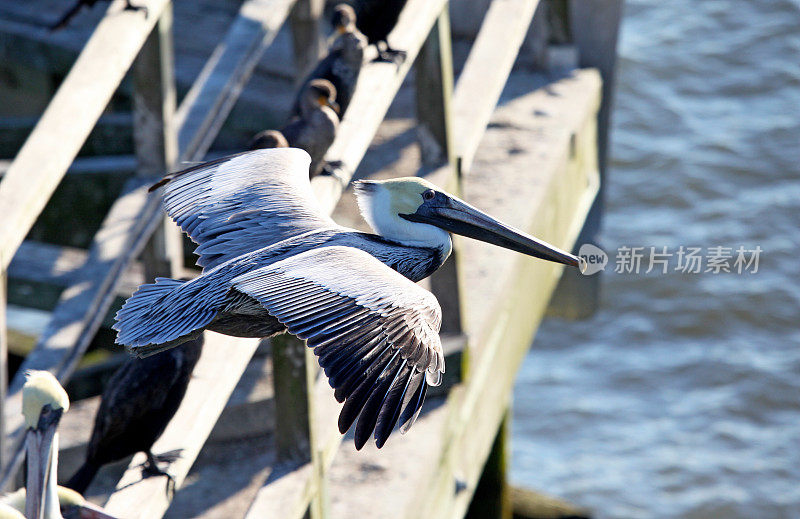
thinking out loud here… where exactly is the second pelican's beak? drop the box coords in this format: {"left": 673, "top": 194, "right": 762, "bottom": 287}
{"left": 401, "top": 192, "right": 586, "bottom": 272}
{"left": 25, "top": 406, "right": 62, "bottom": 519}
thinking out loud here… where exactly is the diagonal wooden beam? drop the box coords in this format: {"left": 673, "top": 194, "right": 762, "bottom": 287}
{"left": 0, "top": 0, "right": 298, "bottom": 489}
{"left": 0, "top": 0, "right": 170, "bottom": 272}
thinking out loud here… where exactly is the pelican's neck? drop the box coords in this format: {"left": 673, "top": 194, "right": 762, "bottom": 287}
{"left": 44, "top": 433, "right": 61, "bottom": 519}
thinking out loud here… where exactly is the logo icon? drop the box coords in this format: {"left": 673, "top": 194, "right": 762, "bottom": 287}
{"left": 578, "top": 243, "right": 607, "bottom": 275}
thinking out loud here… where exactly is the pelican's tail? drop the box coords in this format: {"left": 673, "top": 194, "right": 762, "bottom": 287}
{"left": 113, "top": 277, "right": 224, "bottom": 358}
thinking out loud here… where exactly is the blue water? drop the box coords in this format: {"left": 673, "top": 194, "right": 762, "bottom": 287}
{"left": 511, "top": 1, "right": 800, "bottom": 517}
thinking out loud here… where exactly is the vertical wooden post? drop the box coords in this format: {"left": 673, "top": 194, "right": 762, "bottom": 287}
{"left": 569, "top": 0, "right": 623, "bottom": 183}
{"left": 548, "top": 0, "right": 622, "bottom": 319}
{"left": 415, "top": 6, "right": 466, "bottom": 339}
{"left": 289, "top": 0, "right": 325, "bottom": 82}
{"left": 132, "top": 3, "right": 182, "bottom": 280}
{"left": 465, "top": 409, "right": 512, "bottom": 519}
{"left": 271, "top": 335, "right": 328, "bottom": 518}
{"left": 0, "top": 267, "right": 7, "bottom": 472}
{"left": 415, "top": 6, "right": 455, "bottom": 169}
{"left": 272, "top": 335, "right": 311, "bottom": 462}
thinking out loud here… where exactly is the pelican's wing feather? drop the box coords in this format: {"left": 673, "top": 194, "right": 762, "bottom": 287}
{"left": 152, "top": 148, "right": 337, "bottom": 269}
{"left": 232, "top": 246, "right": 444, "bottom": 449}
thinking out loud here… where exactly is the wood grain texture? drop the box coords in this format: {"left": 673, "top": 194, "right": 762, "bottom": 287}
{"left": 452, "top": 0, "right": 541, "bottom": 173}
{"left": 0, "top": 0, "right": 171, "bottom": 271}
{"left": 174, "top": 0, "right": 297, "bottom": 162}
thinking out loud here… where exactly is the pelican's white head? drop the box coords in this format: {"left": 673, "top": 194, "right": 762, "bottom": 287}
{"left": 354, "top": 177, "right": 586, "bottom": 271}
{"left": 354, "top": 178, "right": 451, "bottom": 250}
{"left": 22, "top": 371, "right": 68, "bottom": 430}
{"left": 22, "top": 371, "right": 69, "bottom": 519}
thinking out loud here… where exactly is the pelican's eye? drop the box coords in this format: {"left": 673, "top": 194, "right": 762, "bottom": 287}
{"left": 422, "top": 189, "right": 435, "bottom": 201}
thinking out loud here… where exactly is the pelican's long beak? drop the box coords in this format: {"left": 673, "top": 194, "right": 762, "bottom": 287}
{"left": 401, "top": 193, "right": 586, "bottom": 272}
{"left": 25, "top": 406, "right": 62, "bottom": 519}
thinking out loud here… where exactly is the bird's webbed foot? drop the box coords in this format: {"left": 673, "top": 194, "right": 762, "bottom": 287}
{"left": 373, "top": 42, "right": 406, "bottom": 68}
{"left": 140, "top": 449, "right": 182, "bottom": 497}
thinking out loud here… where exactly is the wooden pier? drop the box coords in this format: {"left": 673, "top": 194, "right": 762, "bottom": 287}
{"left": 0, "top": 0, "right": 620, "bottom": 517}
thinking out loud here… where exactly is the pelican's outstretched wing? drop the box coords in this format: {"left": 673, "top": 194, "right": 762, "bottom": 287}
{"left": 150, "top": 148, "right": 338, "bottom": 269}
{"left": 232, "top": 246, "right": 444, "bottom": 449}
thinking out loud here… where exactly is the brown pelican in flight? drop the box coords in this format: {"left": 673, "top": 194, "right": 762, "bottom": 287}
{"left": 9, "top": 371, "right": 116, "bottom": 519}
{"left": 115, "top": 148, "right": 584, "bottom": 449}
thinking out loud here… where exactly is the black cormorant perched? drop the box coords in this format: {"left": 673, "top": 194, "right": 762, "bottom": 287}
{"left": 65, "top": 336, "right": 203, "bottom": 494}
{"left": 348, "top": 0, "right": 409, "bottom": 64}
{"left": 291, "top": 4, "right": 366, "bottom": 118}
{"left": 248, "top": 129, "right": 289, "bottom": 151}
{"left": 271, "top": 79, "right": 339, "bottom": 177}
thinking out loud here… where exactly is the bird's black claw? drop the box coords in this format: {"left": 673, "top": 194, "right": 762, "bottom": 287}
{"left": 141, "top": 452, "right": 179, "bottom": 497}
{"left": 373, "top": 49, "right": 407, "bottom": 69}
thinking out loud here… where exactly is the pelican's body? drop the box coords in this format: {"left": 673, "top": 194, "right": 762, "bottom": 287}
{"left": 117, "top": 148, "right": 582, "bottom": 449}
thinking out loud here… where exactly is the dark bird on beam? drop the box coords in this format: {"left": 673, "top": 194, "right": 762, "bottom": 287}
{"left": 50, "top": 0, "right": 146, "bottom": 31}
{"left": 347, "top": 0, "right": 409, "bottom": 65}
{"left": 291, "top": 4, "right": 367, "bottom": 119}
{"left": 248, "top": 130, "right": 289, "bottom": 151}
{"left": 115, "top": 148, "right": 585, "bottom": 450}
{"left": 65, "top": 337, "right": 203, "bottom": 495}
{"left": 254, "top": 79, "right": 339, "bottom": 177}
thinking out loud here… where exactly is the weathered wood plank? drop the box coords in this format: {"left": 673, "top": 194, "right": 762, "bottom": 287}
{"left": 452, "top": 0, "right": 540, "bottom": 173}
{"left": 0, "top": 0, "right": 171, "bottom": 272}
{"left": 8, "top": 241, "right": 144, "bottom": 296}
{"left": 544, "top": 0, "right": 622, "bottom": 320}
{"left": 102, "top": 334, "right": 261, "bottom": 518}
{"left": 174, "top": 0, "right": 297, "bottom": 161}
{"left": 244, "top": 357, "right": 341, "bottom": 519}
{"left": 271, "top": 335, "right": 312, "bottom": 462}
{"left": 414, "top": 7, "right": 455, "bottom": 169}
{"left": 289, "top": 0, "right": 324, "bottom": 81}
{"left": 568, "top": 0, "right": 623, "bottom": 178}
{"left": 0, "top": 155, "right": 138, "bottom": 178}
{"left": 465, "top": 409, "right": 511, "bottom": 519}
